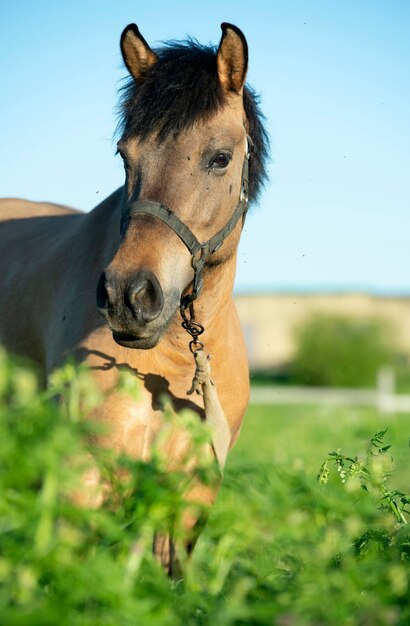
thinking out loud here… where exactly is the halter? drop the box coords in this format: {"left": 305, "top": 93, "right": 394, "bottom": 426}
{"left": 120, "top": 134, "right": 252, "bottom": 350}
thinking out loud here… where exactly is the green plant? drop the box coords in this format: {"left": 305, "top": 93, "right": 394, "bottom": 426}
{"left": 0, "top": 350, "right": 409, "bottom": 625}
{"left": 318, "top": 428, "right": 409, "bottom": 526}
{"left": 291, "top": 313, "right": 395, "bottom": 387}
{"left": 0, "top": 349, "right": 216, "bottom": 625}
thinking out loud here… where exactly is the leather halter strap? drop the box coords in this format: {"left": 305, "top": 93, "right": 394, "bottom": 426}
{"left": 120, "top": 135, "right": 252, "bottom": 309}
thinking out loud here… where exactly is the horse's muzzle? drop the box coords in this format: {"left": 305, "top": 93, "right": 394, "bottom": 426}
{"left": 96, "top": 269, "right": 165, "bottom": 348}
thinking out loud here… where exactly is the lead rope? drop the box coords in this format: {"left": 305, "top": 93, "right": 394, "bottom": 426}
{"left": 180, "top": 302, "right": 231, "bottom": 474}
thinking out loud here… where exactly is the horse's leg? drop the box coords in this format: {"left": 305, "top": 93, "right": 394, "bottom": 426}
{"left": 67, "top": 385, "right": 214, "bottom": 575}
{"left": 152, "top": 480, "right": 220, "bottom": 577}
{"left": 151, "top": 414, "right": 222, "bottom": 575}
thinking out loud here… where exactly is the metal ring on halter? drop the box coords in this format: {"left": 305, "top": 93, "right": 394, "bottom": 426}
{"left": 181, "top": 320, "right": 204, "bottom": 337}
{"left": 189, "top": 339, "right": 204, "bottom": 354}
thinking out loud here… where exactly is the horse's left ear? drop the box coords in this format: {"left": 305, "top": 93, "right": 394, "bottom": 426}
{"left": 120, "top": 23, "right": 158, "bottom": 81}
{"left": 216, "top": 23, "right": 248, "bottom": 94}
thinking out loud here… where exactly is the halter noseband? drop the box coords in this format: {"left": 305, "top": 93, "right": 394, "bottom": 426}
{"left": 120, "top": 135, "right": 252, "bottom": 317}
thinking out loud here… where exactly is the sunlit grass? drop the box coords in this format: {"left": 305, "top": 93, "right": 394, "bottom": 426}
{"left": 231, "top": 404, "right": 409, "bottom": 489}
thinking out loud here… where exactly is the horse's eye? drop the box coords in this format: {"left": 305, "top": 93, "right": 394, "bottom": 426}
{"left": 210, "top": 152, "right": 232, "bottom": 169}
{"left": 118, "top": 151, "right": 130, "bottom": 171}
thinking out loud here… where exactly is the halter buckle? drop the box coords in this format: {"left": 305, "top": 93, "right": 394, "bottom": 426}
{"left": 240, "top": 186, "right": 249, "bottom": 203}
{"left": 245, "top": 134, "right": 254, "bottom": 159}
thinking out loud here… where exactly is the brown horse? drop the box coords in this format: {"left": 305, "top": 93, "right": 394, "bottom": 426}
{"left": 0, "top": 23, "right": 268, "bottom": 572}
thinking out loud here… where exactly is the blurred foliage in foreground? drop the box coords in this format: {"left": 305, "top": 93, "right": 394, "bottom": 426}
{"left": 0, "top": 349, "right": 409, "bottom": 625}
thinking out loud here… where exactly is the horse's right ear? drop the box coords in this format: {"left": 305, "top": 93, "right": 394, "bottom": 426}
{"left": 120, "top": 24, "right": 158, "bottom": 81}
{"left": 216, "top": 23, "right": 248, "bottom": 94}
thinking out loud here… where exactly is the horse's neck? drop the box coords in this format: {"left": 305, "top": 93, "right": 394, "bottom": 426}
{"left": 193, "top": 258, "right": 237, "bottom": 328}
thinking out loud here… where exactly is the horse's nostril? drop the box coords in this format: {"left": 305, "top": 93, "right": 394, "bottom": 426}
{"left": 126, "top": 271, "right": 163, "bottom": 323}
{"left": 128, "top": 279, "right": 151, "bottom": 303}
{"left": 96, "top": 271, "right": 109, "bottom": 309}
{"left": 96, "top": 271, "right": 118, "bottom": 311}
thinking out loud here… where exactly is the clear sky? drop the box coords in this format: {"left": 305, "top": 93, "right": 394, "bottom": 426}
{"left": 1, "top": 1, "right": 409, "bottom": 294}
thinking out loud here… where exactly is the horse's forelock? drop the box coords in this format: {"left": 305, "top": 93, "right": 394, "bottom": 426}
{"left": 117, "top": 39, "right": 269, "bottom": 204}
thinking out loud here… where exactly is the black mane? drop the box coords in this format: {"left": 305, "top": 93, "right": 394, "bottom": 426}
{"left": 118, "top": 39, "right": 269, "bottom": 204}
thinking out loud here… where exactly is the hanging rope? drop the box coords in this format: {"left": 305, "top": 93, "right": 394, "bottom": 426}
{"left": 181, "top": 301, "right": 231, "bottom": 473}
{"left": 187, "top": 348, "right": 231, "bottom": 473}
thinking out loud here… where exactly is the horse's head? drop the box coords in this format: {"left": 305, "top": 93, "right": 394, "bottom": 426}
{"left": 97, "top": 23, "right": 267, "bottom": 349}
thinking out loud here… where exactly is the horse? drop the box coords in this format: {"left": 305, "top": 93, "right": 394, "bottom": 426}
{"left": 0, "top": 22, "right": 268, "bottom": 573}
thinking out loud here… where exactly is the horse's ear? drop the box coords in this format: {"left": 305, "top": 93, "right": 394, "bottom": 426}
{"left": 120, "top": 24, "right": 158, "bottom": 81}
{"left": 216, "top": 23, "right": 248, "bottom": 94}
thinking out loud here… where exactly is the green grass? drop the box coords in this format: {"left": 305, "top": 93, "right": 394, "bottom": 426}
{"left": 229, "top": 404, "right": 409, "bottom": 490}
{"left": 0, "top": 353, "right": 409, "bottom": 625}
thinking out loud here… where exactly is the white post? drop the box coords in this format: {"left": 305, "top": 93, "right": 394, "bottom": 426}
{"left": 377, "top": 366, "right": 395, "bottom": 414}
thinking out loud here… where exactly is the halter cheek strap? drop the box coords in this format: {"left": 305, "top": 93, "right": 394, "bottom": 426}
{"left": 120, "top": 135, "right": 252, "bottom": 311}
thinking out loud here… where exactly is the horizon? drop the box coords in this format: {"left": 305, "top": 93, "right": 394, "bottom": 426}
{"left": 234, "top": 284, "right": 410, "bottom": 298}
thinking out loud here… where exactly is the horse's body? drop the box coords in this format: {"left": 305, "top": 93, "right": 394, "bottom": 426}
{"left": 0, "top": 23, "right": 267, "bottom": 571}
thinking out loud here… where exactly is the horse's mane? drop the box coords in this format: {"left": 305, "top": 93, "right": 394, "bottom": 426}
{"left": 117, "top": 39, "right": 269, "bottom": 204}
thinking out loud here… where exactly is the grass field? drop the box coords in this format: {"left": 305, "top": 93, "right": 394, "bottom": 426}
{"left": 229, "top": 403, "right": 409, "bottom": 490}
{"left": 1, "top": 355, "right": 409, "bottom": 625}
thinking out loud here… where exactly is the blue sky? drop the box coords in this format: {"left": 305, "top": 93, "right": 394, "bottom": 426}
{"left": 1, "top": 1, "right": 409, "bottom": 294}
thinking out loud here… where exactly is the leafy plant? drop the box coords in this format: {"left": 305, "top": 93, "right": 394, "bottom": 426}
{"left": 0, "top": 349, "right": 409, "bottom": 625}
{"left": 0, "top": 349, "right": 217, "bottom": 625}
{"left": 318, "top": 428, "right": 409, "bottom": 558}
